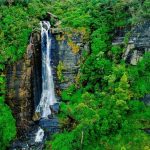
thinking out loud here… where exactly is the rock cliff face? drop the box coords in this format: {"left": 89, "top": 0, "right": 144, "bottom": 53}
{"left": 6, "top": 52, "right": 33, "bottom": 136}
{"left": 6, "top": 29, "right": 87, "bottom": 135}
{"left": 113, "top": 21, "right": 150, "bottom": 65}
{"left": 6, "top": 32, "right": 42, "bottom": 136}
{"left": 52, "top": 30, "right": 89, "bottom": 93}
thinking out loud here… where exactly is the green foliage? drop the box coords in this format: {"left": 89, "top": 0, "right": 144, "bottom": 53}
{"left": 0, "top": 1, "right": 57, "bottom": 149}
{"left": 0, "top": 0, "right": 149, "bottom": 149}
{"left": 0, "top": 0, "right": 30, "bottom": 6}
{"left": 44, "top": 0, "right": 150, "bottom": 150}
{"left": 0, "top": 75, "right": 16, "bottom": 150}
{"left": 0, "top": 0, "right": 54, "bottom": 66}
{"left": 128, "top": 52, "right": 150, "bottom": 98}
{"left": 142, "top": 0, "right": 150, "bottom": 18}
{"left": 57, "top": 61, "right": 65, "bottom": 82}
{"left": 0, "top": 102, "right": 16, "bottom": 150}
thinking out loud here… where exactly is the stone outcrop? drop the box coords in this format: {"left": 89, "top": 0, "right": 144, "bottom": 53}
{"left": 52, "top": 30, "right": 89, "bottom": 93}
{"left": 10, "top": 126, "right": 45, "bottom": 150}
{"left": 143, "top": 94, "right": 150, "bottom": 106}
{"left": 113, "top": 21, "right": 150, "bottom": 65}
{"left": 6, "top": 51, "right": 33, "bottom": 136}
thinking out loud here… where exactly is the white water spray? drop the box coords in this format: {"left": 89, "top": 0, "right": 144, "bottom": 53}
{"left": 35, "top": 127, "right": 44, "bottom": 143}
{"left": 36, "top": 21, "right": 57, "bottom": 118}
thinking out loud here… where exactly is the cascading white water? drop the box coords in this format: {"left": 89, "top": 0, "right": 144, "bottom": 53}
{"left": 36, "top": 21, "right": 57, "bottom": 118}
{"left": 35, "top": 127, "right": 44, "bottom": 143}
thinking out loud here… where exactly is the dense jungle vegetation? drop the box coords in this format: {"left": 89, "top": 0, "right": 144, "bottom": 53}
{"left": 0, "top": 0, "right": 150, "bottom": 150}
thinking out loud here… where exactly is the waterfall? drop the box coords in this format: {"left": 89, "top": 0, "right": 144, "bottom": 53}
{"left": 36, "top": 21, "right": 57, "bottom": 118}
{"left": 35, "top": 127, "right": 44, "bottom": 143}
{"left": 10, "top": 21, "right": 59, "bottom": 148}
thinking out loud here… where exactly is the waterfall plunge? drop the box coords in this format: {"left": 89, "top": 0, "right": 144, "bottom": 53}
{"left": 35, "top": 127, "right": 44, "bottom": 143}
{"left": 36, "top": 21, "right": 57, "bottom": 118}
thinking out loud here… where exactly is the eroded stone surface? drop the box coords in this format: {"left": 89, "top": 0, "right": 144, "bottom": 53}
{"left": 6, "top": 32, "right": 42, "bottom": 136}
{"left": 113, "top": 21, "right": 150, "bottom": 65}
{"left": 52, "top": 32, "right": 89, "bottom": 93}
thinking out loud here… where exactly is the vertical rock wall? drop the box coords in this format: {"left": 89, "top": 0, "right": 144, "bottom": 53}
{"left": 52, "top": 30, "right": 89, "bottom": 94}
{"left": 31, "top": 32, "right": 42, "bottom": 108}
{"left": 113, "top": 21, "right": 150, "bottom": 65}
{"left": 6, "top": 52, "right": 33, "bottom": 136}
{"left": 6, "top": 32, "right": 42, "bottom": 136}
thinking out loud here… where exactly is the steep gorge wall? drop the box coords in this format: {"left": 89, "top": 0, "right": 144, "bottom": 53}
{"left": 52, "top": 30, "right": 89, "bottom": 92}
{"left": 6, "top": 32, "right": 42, "bottom": 136}
{"left": 113, "top": 21, "right": 150, "bottom": 65}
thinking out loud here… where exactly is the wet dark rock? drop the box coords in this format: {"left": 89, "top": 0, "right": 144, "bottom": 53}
{"left": 50, "top": 103, "right": 59, "bottom": 113}
{"left": 9, "top": 126, "right": 44, "bottom": 150}
{"left": 142, "top": 94, "right": 150, "bottom": 106}
{"left": 11, "top": 141, "right": 29, "bottom": 149}
{"left": 39, "top": 118, "right": 59, "bottom": 130}
{"left": 9, "top": 116, "right": 60, "bottom": 150}
{"left": 31, "top": 32, "right": 42, "bottom": 108}
{"left": 145, "top": 129, "right": 150, "bottom": 134}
